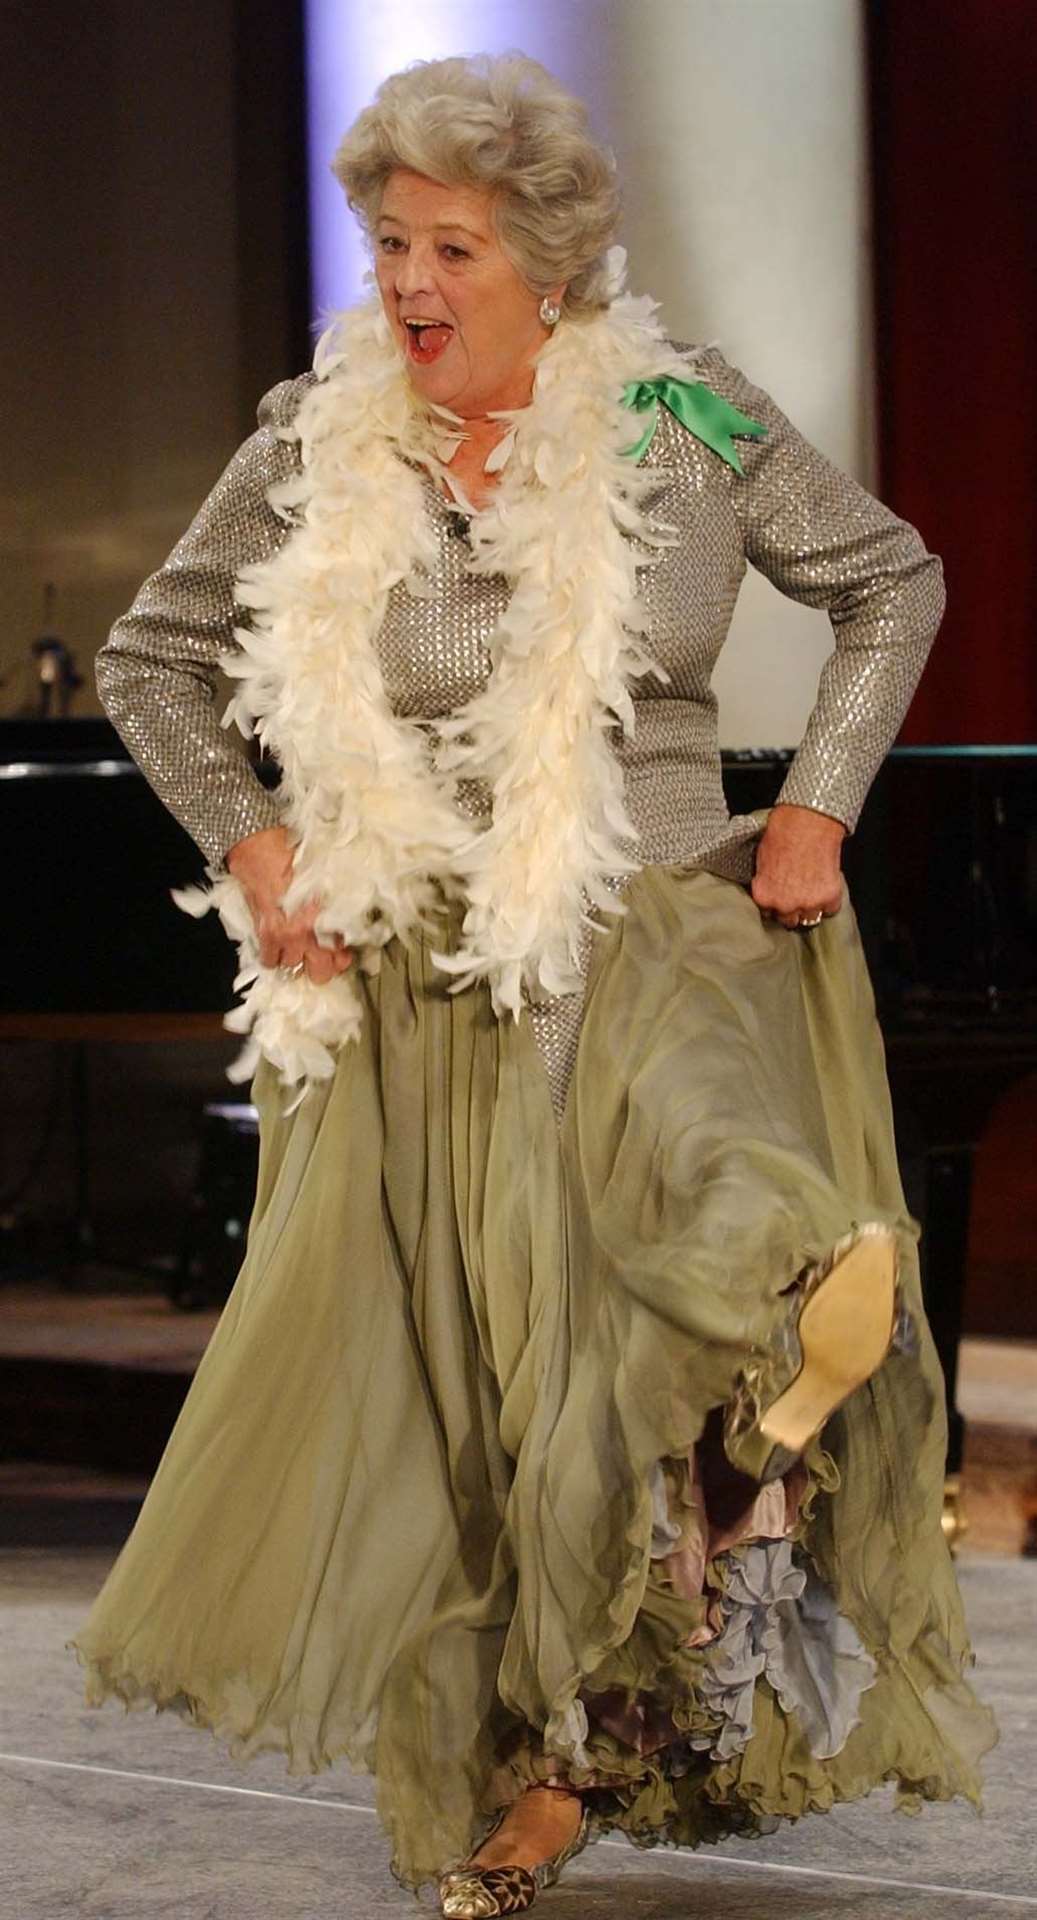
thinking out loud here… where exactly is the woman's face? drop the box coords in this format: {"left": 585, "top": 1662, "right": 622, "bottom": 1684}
{"left": 373, "top": 170, "right": 563, "bottom": 418}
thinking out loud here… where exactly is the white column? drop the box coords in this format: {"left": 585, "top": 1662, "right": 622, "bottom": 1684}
{"left": 610, "top": 0, "right": 876, "bottom": 746}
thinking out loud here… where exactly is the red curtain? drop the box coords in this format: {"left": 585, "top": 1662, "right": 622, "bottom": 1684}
{"left": 866, "top": 0, "right": 1037, "bottom": 743}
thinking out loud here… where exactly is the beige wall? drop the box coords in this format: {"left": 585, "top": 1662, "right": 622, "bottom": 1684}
{"left": 2, "top": 0, "right": 242, "bottom": 717}
{"left": 609, "top": 0, "right": 876, "bottom": 746}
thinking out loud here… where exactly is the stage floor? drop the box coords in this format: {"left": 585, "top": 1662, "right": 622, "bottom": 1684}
{"left": 0, "top": 1546, "right": 1033, "bottom": 1916}
{"left": 2, "top": 1283, "right": 1035, "bottom": 1910}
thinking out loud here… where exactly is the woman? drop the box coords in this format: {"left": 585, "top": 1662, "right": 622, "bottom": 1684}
{"left": 69, "top": 52, "right": 996, "bottom": 1915}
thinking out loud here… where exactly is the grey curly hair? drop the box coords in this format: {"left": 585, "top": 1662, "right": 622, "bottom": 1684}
{"left": 331, "top": 52, "right": 621, "bottom": 317}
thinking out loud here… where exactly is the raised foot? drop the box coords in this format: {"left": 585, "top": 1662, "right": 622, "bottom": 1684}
{"left": 760, "top": 1222, "right": 898, "bottom": 1453}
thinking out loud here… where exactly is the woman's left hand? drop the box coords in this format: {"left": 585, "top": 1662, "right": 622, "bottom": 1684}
{"left": 751, "top": 803, "right": 846, "bottom": 930}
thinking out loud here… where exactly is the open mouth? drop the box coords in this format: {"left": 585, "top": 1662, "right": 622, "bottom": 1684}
{"left": 403, "top": 317, "right": 454, "bottom": 365}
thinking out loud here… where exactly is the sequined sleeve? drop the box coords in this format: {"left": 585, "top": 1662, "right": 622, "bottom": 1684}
{"left": 94, "top": 376, "right": 312, "bottom": 867}
{"left": 697, "top": 348, "right": 945, "bottom": 833}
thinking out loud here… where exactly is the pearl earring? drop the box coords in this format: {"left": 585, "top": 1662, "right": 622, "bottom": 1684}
{"left": 539, "top": 296, "right": 561, "bottom": 327}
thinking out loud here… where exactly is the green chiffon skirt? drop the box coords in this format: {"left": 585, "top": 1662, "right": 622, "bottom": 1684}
{"left": 68, "top": 864, "right": 996, "bottom": 1891}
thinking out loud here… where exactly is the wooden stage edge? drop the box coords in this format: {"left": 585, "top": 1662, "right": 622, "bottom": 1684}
{"left": 0, "top": 1013, "right": 228, "bottom": 1042}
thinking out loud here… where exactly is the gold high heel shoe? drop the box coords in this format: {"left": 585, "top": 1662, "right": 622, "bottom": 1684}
{"left": 438, "top": 1790, "right": 591, "bottom": 1917}
{"left": 724, "top": 1220, "right": 901, "bottom": 1482}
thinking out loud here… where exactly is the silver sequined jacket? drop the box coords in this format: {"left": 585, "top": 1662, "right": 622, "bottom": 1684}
{"left": 96, "top": 345, "right": 943, "bottom": 884}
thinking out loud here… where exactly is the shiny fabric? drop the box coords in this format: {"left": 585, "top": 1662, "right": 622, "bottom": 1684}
{"left": 96, "top": 348, "right": 944, "bottom": 875}
{"left": 68, "top": 867, "right": 995, "bottom": 1891}
{"left": 94, "top": 344, "right": 945, "bottom": 1114}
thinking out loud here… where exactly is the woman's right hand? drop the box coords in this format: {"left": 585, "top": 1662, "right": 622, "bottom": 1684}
{"left": 225, "top": 825, "right": 354, "bottom": 985}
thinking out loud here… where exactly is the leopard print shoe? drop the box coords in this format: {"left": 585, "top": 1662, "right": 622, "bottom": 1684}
{"left": 438, "top": 1804, "right": 591, "bottom": 1917}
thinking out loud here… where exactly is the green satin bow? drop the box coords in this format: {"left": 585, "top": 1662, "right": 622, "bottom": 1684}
{"left": 621, "top": 375, "right": 767, "bottom": 473}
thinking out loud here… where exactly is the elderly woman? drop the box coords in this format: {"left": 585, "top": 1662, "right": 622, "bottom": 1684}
{"left": 70, "top": 52, "right": 994, "bottom": 1917}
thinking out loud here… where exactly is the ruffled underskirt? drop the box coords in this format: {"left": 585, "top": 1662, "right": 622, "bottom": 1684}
{"left": 67, "top": 865, "right": 997, "bottom": 1891}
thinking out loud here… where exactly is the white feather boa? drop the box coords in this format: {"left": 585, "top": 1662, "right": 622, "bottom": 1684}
{"left": 175, "top": 280, "right": 704, "bottom": 1107}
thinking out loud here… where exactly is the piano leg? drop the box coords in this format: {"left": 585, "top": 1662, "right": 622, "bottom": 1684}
{"left": 919, "top": 1145, "right": 972, "bottom": 1548}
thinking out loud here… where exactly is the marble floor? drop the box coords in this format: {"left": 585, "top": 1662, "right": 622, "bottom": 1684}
{"left": 0, "top": 1541, "right": 1033, "bottom": 1918}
